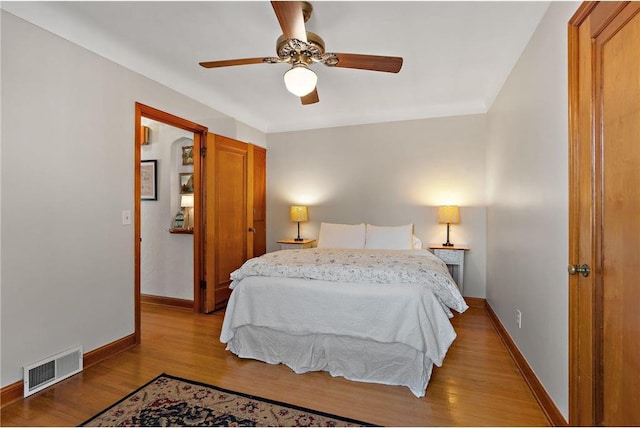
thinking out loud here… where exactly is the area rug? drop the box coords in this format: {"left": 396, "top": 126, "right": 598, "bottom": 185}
{"left": 81, "top": 373, "right": 374, "bottom": 427}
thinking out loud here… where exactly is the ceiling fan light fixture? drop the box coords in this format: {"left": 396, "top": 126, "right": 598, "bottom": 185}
{"left": 283, "top": 64, "right": 317, "bottom": 97}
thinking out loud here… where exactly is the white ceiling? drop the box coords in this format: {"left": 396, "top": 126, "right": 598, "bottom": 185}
{"left": 2, "top": 1, "right": 550, "bottom": 133}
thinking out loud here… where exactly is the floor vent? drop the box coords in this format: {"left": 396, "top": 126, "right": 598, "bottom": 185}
{"left": 23, "top": 346, "right": 83, "bottom": 397}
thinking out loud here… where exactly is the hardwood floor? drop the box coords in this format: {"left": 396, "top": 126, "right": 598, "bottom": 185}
{"left": 1, "top": 302, "right": 548, "bottom": 426}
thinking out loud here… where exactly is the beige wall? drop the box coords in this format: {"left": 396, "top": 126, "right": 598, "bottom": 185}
{"left": 266, "top": 114, "right": 488, "bottom": 298}
{"left": 0, "top": 11, "right": 265, "bottom": 387}
{"left": 486, "top": 2, "right": 579, "bottom": 420}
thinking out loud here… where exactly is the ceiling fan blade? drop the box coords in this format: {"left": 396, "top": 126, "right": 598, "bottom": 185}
{"left": 331, "top": 53, "right": 403, "bottom": 73}
{"left": 271, "top": 1, "right": 307, "bottom": 43}
{"left": 301, "top": 88, "right": 319, "bottom": 105}
{"left": 199, "top": 58, "right": 268, "bottom": 68}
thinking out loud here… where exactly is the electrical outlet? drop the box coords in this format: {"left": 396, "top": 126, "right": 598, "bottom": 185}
{"left": 516, "top": 309, "right": 522, "bottom": 329}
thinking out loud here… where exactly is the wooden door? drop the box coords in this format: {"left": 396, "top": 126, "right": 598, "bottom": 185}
{"left": 569, "top": 3, "right": 640, "bottom": 425}
{"left": 203, "top": 134, "right": 249, "bottom": 311}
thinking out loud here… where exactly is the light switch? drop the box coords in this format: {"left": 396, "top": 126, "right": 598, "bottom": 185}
{"left": 122, "top": 210, "right": 132, "bottom": 225}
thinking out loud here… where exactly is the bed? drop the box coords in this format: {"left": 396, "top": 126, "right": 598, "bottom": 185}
{"left": 220, "top": 223, "right": 468, "bottom": 397}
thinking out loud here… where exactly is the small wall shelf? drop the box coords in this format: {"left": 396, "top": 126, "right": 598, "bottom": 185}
{"left": 169, "top": 229, "right": 193, "bottom": 234}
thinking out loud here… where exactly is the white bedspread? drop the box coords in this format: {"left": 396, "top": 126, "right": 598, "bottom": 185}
{"left": 221, "top": 276, "right": 458, "bottom": 366}
{"left": 230, "top": 248, "right": 468, "bottom": 314}
{"left": 220, "top": 249, "right": 468, "bottom": 397}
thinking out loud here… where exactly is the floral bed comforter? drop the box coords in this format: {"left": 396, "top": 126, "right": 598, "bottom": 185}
{"left": 230, "top": 248, "right": 468, "bottom": 314}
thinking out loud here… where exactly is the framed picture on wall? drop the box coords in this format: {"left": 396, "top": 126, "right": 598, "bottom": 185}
{"left": 141, "top": 160, "right": 157, "bottom": 200}
{"left": 182, "top": 145, "right": 194, "bottom": 165}
{"left": 179, "top": 172, "right": 194, "bottom": 194}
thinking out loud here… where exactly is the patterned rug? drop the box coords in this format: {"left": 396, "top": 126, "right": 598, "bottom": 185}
{"left": 81, "top": 373, "right": 374, "bottom": 427}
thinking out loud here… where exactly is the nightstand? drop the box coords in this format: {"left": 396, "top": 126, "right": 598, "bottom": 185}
{"left": 277, "top": 239, "right": 317, "bottom": 250}
{"left": 428, "top": 245, "right": 470, "bottom": 294}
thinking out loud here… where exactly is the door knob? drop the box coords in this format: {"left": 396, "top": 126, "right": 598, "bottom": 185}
{"left": 568, "top": 264, "right": 590, "bottom": 277}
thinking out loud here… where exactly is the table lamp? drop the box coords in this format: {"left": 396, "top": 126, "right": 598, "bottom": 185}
{"left": 181, "top": 194, "right": 194, "bottom": 230}
{"left": 290, "top": 205, "right": 308, "bottom": 241}
{"left": 438, "top": 205, "right": 460, "bottom": 247}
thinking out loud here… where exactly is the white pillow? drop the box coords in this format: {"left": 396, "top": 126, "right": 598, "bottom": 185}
{"left": 317, "top": 222, "right": 366, "bottom": 249}
{"left": 365, "top": 224, "right": 414, "bottom": 250}
{"left": 412, "top": 235, "right": 423, "bottom": 249}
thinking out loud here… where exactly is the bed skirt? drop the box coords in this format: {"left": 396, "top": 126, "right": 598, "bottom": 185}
{"left": 225, "top": 325, "right": 433, "bottom": 397}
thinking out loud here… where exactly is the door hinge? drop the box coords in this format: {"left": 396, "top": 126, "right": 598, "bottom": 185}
{"left": 200, "top": 279, "right": 207, "bottom": 289}
{"left": 200, "top": 146, "right": 207, "bottom": 157}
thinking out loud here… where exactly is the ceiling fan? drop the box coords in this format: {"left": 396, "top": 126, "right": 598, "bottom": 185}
{"left": 199, "top": 1, "right": 403, "bottom": 105}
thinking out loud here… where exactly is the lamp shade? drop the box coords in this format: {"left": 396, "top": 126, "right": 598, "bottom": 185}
{"left": 283, "top": 65, "right": 317, "bottom": 97}
{"left": 181, "top": 194, "right": 194, "bottom": 208}
{"left": 290, "top": 205, "right": 309, "bottom": 222}
{"left": 437, "top": 205, "right": 460, "bottom": 224}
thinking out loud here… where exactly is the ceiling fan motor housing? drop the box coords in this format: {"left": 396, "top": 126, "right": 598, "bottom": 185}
{"left": 276, "top": 32, "right": 338, "bottom": 66}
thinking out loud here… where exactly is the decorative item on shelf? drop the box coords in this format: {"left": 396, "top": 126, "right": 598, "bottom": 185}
{"left": 181, "top": 194, "right": 194, "bottom": 230}
{"left": 140, "top": 160, "right": 157, "bottom": 201}
{"left": 437, "top": 205, "right": 460, "bottom": 247}
{"left": 172, "top": 211, "right": 185, "bottom": 230}
{"left": 290, "top": 205, "right": 309, "bottom": 241}
{"left": 179, "top": 173, "right": 194, "bottom": 194}
{"left": 140, "top": 126, "right": 151, "bottom": 145}
{"left": 182, "top": 145, "right": 194, "bottom": 166}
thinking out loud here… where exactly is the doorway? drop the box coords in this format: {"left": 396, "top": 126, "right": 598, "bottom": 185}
{"left": 134, "top": 103, "right": 208, "bottom": 343}
{"left": 140, "top": 119, "right": 195, "bottom": 308}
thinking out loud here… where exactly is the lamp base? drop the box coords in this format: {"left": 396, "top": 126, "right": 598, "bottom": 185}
{"left": 294, "top": 221, "right": 304, "bottom": 242}
{"left": 442, "top": 223, "right": 454, "bottom": 247}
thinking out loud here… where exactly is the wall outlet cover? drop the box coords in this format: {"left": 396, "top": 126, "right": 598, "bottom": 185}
{"left": 122, "top": 210, "right": 132, "bottom": 225}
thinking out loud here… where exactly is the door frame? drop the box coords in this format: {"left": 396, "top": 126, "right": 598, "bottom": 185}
{"left": 134, "top": 102, "right": 208, "bottom": 343}
{"left": 568, "top": 4, "right": 597, "bottom": 424}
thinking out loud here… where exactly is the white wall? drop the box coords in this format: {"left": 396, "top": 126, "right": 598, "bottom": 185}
{"left": 0, "top": 11, "right": 3, "bottom": 338}
{"left": 486, "top": 2, "right": 578, "bottom": 420}
{"left": 0, "top": 11, "right": 265, "bottom": 387}
{"left": 267, "top": 114, "right": 487, "bottom": 298}
{"left": 140, "top": 119, "right": 194, "bottom": 300}
{"left": 235, "top": 121, "right": 267, "bottom": 149}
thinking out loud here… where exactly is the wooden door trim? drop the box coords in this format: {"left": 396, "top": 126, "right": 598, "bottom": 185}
{"left": 247, "top": 145, "right": 256, "bottom": 259}
{"left": 134, "top": 103, "right": 208, "bottom": 342}
{"left": 569, "top": 5, "right": 601, "bottom": 424}
{"left": 251, "top": 145, "right": 267, "bottom": 257}
{"left": 568, "top": 3, "right": 604, "bottom": 424}
{"left": 567, "top": 15, "right": 579, "bottom": 425}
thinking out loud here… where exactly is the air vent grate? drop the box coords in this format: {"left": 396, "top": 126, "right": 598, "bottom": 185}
{"left": 28, "top": 360, "right": 55, "bottom": 391}
{"left": 23, "top": 346, "right": 83, "bottom": 397}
